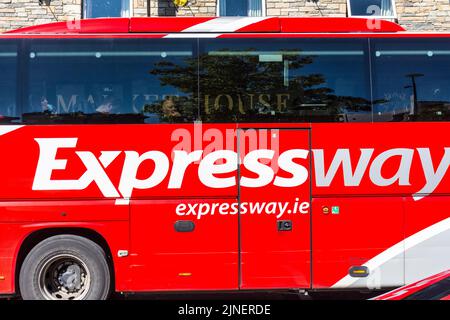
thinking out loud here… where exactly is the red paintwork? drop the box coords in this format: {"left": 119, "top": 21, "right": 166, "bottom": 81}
{"left": 239, "top": 129, "right": 311, "bottom": 289}
{"left": 312, "top": 197, "right": 405, "bottom": 288}
{"left": 5, "top": 18, "right": 130, "bottom": 34}
{"left": 130, "top": 199, "right": 238, "bottom": 291}
{"left": 279, "top": 17, "right": 405, "bottom": 33}
{"left": 0, "top": 122, "right": 449, "bottom": 294}
{"left": 5, "top": 17, "right": 404, "bottom": 35}
{"left": 219, "top": 33, "right": 450, "bottom": 38}
{"left": 7, "top": 122, "right": 450, "bottom": 203}
{"left": 311, "top": 123, "right": 450, "bottom": 198}
{"left": 373, "top": 269, "right": 450, "bottom": 300}
{"left": 0, "top": 19, "right": 449, "bottom": 295}
{"left": 235, "top": 17, "right": 279, "bottom": 33}
{"left": 129, "top": 17, "right": 214, "bottom": 33}
{"left": 3, "top": 33, "right": 450, "bottom": 40}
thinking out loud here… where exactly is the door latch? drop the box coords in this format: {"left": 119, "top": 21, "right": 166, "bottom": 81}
{"left": 277, "top": 220, "right": 292, "bottom": 231}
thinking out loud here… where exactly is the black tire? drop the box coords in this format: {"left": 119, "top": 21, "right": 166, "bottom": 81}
{"left": 19, "top": 235, "right": 111, "bottom": 300}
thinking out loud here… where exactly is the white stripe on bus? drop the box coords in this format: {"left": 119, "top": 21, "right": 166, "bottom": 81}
{"left": 181, "top": 17, "right": 270, "bottom": 33}
{"left": 0, "top": 125, "right": 23, "bottom": 137}
{"left": 331, "top": 217, "right": 450, "bottom": 288}
{"left": 163, "top": 33, "right": 222, "bottom": 38}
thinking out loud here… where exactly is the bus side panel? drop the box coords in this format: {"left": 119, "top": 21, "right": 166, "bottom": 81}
{"left": 404, "top": 196, "right": 450, "bottom": 284}
{"left": 311, "top": 122, "right": 450, "bottom": 198}
{"left": 128, "top": 199, "right": 238, "bottom": 291}
{"left": 0, "top": 200, "right": 130, "bottom": 294}
{"left": 312, "top": 197, "right": 405, "bottom": 289}
{"left": 311, "top": 122, "right": 450, "bottom": 289}
{"left": 0, "top": 223, "right": 20, "bottom": 294}
{"left": 0, "top": 124, "right": 238, "bottom": 201}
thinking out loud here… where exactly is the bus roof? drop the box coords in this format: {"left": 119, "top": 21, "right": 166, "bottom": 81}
{"left": 5, "top": 17, "right": 405, "bottom": 35}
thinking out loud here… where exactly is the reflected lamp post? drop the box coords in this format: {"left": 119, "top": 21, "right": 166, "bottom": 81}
{"left": 405, "top": 73, "right": 424, "bottom": 116}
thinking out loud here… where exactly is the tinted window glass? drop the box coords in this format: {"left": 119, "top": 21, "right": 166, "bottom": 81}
{"left": 0, "top": 41, "right": 18, "bottom": 124}
{"left": 198, "top": 38, "right": 371, "bottom": 123}
{"left": 372, "top": 39, "right": 450, "bottom": 122}
{"left": 27, "top": 39, "right": 196, "bottom": 124}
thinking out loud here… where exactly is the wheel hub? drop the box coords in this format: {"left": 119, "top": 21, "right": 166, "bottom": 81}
{"left": 58, "top": 264, "right": 82, "bottom": 292}
{"left": 38, "top": 254, "right": 91, "bottom": 300}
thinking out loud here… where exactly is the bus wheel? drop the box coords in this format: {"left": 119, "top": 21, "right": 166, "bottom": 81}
{"left": 19, "top": 235, "right": 111, "bottom": 300}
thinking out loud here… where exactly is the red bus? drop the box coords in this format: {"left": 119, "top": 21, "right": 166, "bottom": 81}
{"left": 0, "top": 17, "right": 449, "bottom": 300}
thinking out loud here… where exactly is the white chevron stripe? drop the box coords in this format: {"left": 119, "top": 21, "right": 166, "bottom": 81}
{"left": 163, "top": 17, "right": 272, "bottom": 39}
{"left": 331, "top": 217, "right": 450, "bottom": 288}
{"left": 164, "top": 33, "right": 222, "bottom": 38}
{"left": 181, "top": 17, "right": 270, "bottom": 33}
{"left": 0, "top": 125, "right": 23, "bottom": 136}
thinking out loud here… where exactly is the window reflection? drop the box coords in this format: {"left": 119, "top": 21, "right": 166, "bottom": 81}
{"left": 0, "top": 44, "right": 18, "bottom": 124}
{"left": 26, "top": 39, "right": 196, "bottom": 124}
{"left": 5, "top": 37, "right": 450, "bottom": 125}
{"left": 197, "top": 39, "right": 371, "bottom": 123}
{"left": 373, "top": 40, "right": 450, "bottom": 122}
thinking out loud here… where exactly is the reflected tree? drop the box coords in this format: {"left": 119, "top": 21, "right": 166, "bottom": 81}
{"left": 149, "top": 49, "right": 371, "bottom": 122}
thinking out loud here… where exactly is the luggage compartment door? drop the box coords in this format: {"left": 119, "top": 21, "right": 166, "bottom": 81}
{"left": 239, "top": 128, "right": 311, "bottom": 289}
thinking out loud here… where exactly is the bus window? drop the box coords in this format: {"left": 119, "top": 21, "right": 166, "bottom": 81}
{"left": 198, "top": 38, "right": 371, "bottom": 123}
{"left": 0, "top": 42, "right": 18, "bottom": 124}
{"left": 26, "top": 39, "right": 197, "bottom": 124}
{"left": 372, "top": 39, "right": 450, "bottom": 122}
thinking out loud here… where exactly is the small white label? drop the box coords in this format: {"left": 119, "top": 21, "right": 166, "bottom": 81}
{"left": 117, "top": 250, "right": 129, "bottom": 257}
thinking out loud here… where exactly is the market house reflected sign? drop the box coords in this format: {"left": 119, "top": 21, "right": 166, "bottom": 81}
{"left": 44, "top": 92, "right": 292, "bottom": 116}
{"left": 204, "top": 93, "right": 291, "bottom": 115}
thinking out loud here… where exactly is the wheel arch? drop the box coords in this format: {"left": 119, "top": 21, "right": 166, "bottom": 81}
{"left": 14, "top": 228, "right": 115, "bottom": 296}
